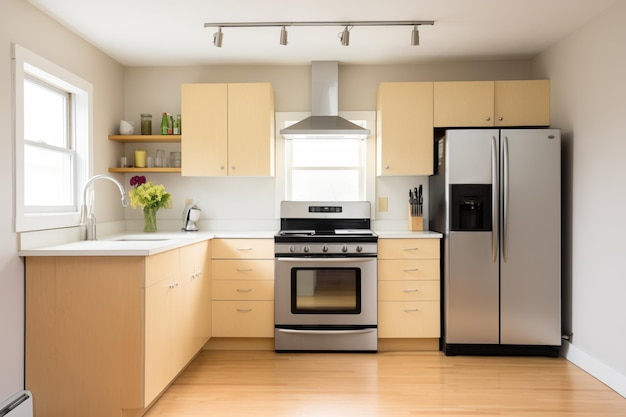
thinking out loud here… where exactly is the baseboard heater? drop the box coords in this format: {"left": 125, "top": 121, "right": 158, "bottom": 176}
{"left": 0, "top": 391, "right": 33, "bottom": 417}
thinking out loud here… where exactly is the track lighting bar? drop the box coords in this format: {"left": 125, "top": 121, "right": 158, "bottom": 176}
{"left": 204, "top": 20, "right": 434, "bottom": 29}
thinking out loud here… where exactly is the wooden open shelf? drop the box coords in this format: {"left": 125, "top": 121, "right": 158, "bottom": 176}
{"left": 108, "top": 134, "right": 181, "bottom": 143}
{"left": 108, "top": 167, "right": 181, "bottom": 174}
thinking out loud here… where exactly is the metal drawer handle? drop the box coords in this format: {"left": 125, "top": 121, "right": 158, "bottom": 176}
{"left": 402, "top": 247, "right": 419, "bottom": 251}
{"left": 403, "top": 308, "right": 419, "bottom": 312}
{"left": 402, "top": 289, "right": 419, "bottom": 293}
{"left": 168, "top": 282, "right": 179, "bottom": 289}
{"left": 236, "top": 268, "right": 253, "bottom": 272}
{"left": 237, "top": 248, "right": 253, "bottom": 251}
{"left": 402, "top": 268, "right": 419, "bottom": 272}
{"left": 237, "top": 308, "right": 252, "bottom": 313}
{"left": 236, "top": 288, "right": 252, "bottom": 293}
{"left": 277, "top": 328, "right": 375, "bottom": 336}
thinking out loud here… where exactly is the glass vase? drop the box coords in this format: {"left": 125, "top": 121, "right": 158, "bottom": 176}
{"left": 143, "top": 206, "right": 158, "bottom": 233}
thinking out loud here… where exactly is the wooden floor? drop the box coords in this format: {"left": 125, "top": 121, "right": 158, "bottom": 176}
{"left": 144, "top": 350, "right": 626, "bottom": 417}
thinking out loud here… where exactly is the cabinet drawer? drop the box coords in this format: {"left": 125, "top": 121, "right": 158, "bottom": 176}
{"left": 378, "top": 239, "right": 439, "bottom": 259}
{"left": 378, "top": 259, "right": 440, "bottom": 281}
{"left": 211, "top": 239, "right": 274, "bottom": 259}
{"left": 212, "top": 259, "right": 274, "bottom": 280}
{"left": 378, "top": 301, "right": 440, "bottom": 338}
{"left": 212, "top": 280, "right": 274, "bottom": 301}
{"left": 378, "top": 281, "right": 440, "bottom": 301}
{"left": 212, "top": 301, "right": 274, "bottom": 337}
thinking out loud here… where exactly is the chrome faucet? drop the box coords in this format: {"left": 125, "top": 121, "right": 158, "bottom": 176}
{"left": 80, "top": 174, "right": 129, "bottom": 240}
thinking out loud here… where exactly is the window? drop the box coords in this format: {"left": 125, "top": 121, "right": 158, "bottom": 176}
{"left": 284, "top": 118, "right": 369, "bottom": 201}
{"left": 13, "top": 44, "right": 92, "bottom": 232}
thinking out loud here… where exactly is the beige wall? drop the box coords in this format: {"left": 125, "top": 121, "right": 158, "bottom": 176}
{"left": 1, "top": 0, "right": 125, "bottom": 401}
{"left": 531, "top": 0, "right": 626, "bottom": 395}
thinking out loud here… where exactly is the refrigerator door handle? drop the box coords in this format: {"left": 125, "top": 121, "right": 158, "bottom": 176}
{"left": 502, "top": 135, "right": 509, "bottom": 262}
{"left": 491, "top": 136, "right": 499, "bottom": 263}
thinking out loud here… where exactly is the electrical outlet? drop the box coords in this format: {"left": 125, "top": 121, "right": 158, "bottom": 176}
{"left": 185, "top": 198, "right": 193, "bottom": 206}
{"left": 378, "top": 197, "right": 388, "bottom": 212}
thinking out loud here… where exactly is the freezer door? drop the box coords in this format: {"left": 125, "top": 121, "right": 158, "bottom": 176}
{"left": 499, "top": 129, "right": 561, "bottom": 346}
{"left": 446, "top": 231, "right": 500, "bottom": 344}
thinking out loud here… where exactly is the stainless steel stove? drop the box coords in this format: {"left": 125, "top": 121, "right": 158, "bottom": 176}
{"left": 274, "top": 201, "right": 378, "bottom": 352}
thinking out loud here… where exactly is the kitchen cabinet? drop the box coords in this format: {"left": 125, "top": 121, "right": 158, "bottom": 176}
{"left": 211, "top": 239, "right": 274, "bottom": 338}
{"left": 108, "top": 134, "right": 182, "bottom": 173}
{"left": 25, "top": 241, "right": 210, "bottom": 417}
{"left": 377, "top": 238, "right": 440, "bottom": 340}
{"left": 376, "top": 82, "right": 434, "bottom": 176}
{"left": 433, "top": 80, "right": 550, "bottom": 127}
{"left": 181, "top": 83, "right": 275, "bottom": 177}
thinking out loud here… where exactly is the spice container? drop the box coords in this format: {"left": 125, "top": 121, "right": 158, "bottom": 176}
{"left": 140, "top": 114, "right": 152, "bottom": 135}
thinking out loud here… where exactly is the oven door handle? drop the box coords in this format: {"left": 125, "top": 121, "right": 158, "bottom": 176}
{"left": 276, "top": 328, "right": 376, "bottom": 335}
{"left": 276, "top": 257, "right": 375, "bottom": 263}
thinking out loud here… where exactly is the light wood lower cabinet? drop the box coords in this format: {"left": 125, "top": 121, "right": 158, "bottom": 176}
{"left": 211, "top": 239, "right": 274, "bottom": 338}
{"left": 25, "top": 240, "right": 210, "bottom": 417}
{"left": 378, "top": 238, "right": 441, "bottom": 339}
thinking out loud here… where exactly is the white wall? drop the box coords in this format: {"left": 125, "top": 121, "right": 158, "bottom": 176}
{"left": 532, "top": 0, "right": 626, "bottom": 396}
{"left": 1, "top": 0, "right": 125, "bottom": 402}
{"left": 120, "top": 62, "right": 530, "bottom": 231}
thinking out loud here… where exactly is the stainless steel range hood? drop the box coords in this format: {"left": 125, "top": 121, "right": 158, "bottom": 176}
{"left": 280, "top": 61, "right": 370, "bottom": 139}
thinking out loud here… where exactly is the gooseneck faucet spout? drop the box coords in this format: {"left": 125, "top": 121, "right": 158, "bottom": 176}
{"left": 80, "top": 174, "right": 129, "bottom": 240}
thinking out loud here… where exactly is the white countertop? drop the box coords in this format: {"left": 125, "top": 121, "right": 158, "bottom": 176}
{"left": 18, "top": 232, "right": 215, "bottom": 257}
{"left": 18, "top": 229, "right": 440, "bottom": 257}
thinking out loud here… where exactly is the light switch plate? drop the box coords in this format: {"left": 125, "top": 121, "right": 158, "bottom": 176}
{"left": 378, "top": 197, "right": 388, "bottom": 212}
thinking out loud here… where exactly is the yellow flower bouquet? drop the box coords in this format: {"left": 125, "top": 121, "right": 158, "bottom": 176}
{"left": 129, "top": 175, "right": 172, "bottom": 232}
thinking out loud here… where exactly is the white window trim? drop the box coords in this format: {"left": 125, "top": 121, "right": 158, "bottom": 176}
{"left": 274, "top": 111, "right": 376, "bottom": 218}
{"left": 13, "top": 44, "right": 93, "bottom": 232}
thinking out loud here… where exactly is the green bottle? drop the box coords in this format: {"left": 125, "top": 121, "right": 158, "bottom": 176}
{"left": 160, "top": 112, "right": 168, "bottom": 135}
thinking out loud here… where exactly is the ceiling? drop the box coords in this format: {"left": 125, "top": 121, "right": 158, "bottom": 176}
{"left": 28, "top": 0, "right": 616, "bottom": 67}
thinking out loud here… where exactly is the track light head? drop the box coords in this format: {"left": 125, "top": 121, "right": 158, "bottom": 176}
{"left": 280, "top": 26, "right": 288, "bottom": 46}
{"left": 339, "top": 26, "right": 351, "bottom": 46}
{"left": 411, "top": 25, "right": 420, "bottom": 46}
{"left": 213, "top": 27, "right": 223, "bottom": 47}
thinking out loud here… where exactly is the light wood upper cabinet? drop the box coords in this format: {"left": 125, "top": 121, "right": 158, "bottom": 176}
{"left": 376, "top": 82, "right": 434, "bottom": 176}
{"left": 434, "top": 81, "right": 494, "bottom": 127}
{"left": 181, "top": 83, "right": 274, "bottom": 177}
{"left": 434, "top": 80, "right": 550, "bottom": 127}
{"left": 494, "top": 80, "right": 550, "bottom": 126}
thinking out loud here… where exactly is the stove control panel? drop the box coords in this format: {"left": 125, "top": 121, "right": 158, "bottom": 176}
{"left": 275, "top": 242, "right": 377, "bottom": 256}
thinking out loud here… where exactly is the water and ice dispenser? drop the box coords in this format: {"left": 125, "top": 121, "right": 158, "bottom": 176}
{"left": 450, "top": 184, "right": 492, "bottom": 231}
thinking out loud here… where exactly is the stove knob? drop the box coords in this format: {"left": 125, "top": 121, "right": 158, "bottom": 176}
{"left": 322, "top": 244, "right": 329, "bottom": 253}
{"left": 303, "top": 245, "right": 310, "bottom": 253}
{"left": 356, "top": 245, "right": 363, "bottom": 253}
{"left": 289, "top": 245, "right": 296, "bottom": 253}
{"left": 342, "top": 245, "right": 348, "bottom": 253}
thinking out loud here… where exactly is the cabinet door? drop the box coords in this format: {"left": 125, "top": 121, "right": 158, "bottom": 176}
{"left": 376, "top": 82, "right": 434, "bottom": 175}
{"left": 227, "top": 83, "right": 275, "bottom": 176}
{"left": 179, "top": 241, "right": 211, "bottom": 364}
{"left": 434, "top": 81, "right": 494, "bottom": 127}
{"left": 494, "top": 80, "right": 550, "bottom": 126}
{"left": 181, "top": 83, "right": 228, "bottom": 176}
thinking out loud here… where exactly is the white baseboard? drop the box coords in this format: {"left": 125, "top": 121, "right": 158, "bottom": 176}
{"left": 561, "top": 340, "right": 626, "bottom": 398}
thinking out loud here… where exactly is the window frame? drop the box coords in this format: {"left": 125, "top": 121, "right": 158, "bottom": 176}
{"left": 274, "top": 111, "right": 376, "bottom": 215}
{"left": 13, "top": 44, "right": 92, "bottom": 232}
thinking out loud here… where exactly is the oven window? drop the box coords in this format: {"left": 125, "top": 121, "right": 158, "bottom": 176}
{"left": 291, "top": 268, "right": 361, "bottom": 314}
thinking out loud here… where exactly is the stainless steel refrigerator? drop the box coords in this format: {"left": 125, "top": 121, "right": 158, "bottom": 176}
{"left": 429, "top": 129, "right": 561, "bottom": 356}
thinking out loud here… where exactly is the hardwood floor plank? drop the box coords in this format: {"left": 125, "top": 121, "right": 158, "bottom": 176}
{"left": 144, "top": 350, "right": 625, "bottom": 417}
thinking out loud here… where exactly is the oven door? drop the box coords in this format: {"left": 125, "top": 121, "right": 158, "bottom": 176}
{"left": 274, "top": 256, "right": 377, "bottom": 326}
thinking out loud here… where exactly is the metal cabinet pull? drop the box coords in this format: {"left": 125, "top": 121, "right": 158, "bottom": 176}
{"left": 237, "top": 248, "right": 253, "bottom": 251}
{"left": 236, "top": 268, "right": 253, "bottom": 272}
{"left": 402, "top": 247, "right": 419, "bottom": 251}
{"left": 168, "top": 282, "right": 179, "bottom": 289}
{"left": 402, "top": 268, "right": 419, "bottom": 272}
{"left": 403, "top": 308, "right": 419, "bottom": 312}
{"left": 236, "top": 288, "right": 252, "bottom": 293}
{"left": 237, "top": 308, "right": 252, "bottom": 313}
{"left": 402, "top": 289, "right": 419, "bottom": 293}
